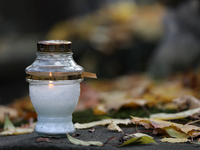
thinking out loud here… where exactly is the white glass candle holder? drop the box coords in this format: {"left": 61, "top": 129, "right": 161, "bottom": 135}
{"left": 26, "top": 40, "right": 84, "bottom": 136}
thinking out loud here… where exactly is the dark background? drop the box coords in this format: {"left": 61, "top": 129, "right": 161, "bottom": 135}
{"left": 0, "top": 0, "right": 200, "bottom": 104}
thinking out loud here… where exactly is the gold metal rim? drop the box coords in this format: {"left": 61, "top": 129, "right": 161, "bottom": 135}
{"left": 27, "top": 74, "right": 83, "bottom": 81}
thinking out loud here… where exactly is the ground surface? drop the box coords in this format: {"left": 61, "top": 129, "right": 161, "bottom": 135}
{"left": 0, "top": 126, "right": 196, "bottom": 150}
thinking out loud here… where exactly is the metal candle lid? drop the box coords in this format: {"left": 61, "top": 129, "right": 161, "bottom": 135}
{"left": 37, "top": 40, "right": 72, "bottom": 52}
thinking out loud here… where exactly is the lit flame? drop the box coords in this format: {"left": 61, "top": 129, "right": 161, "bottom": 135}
{"left": 50, "top": 72, "right": 52, "bottom": 77}
{"left": 49, "top": 81, "right": 53, "bottom": 89}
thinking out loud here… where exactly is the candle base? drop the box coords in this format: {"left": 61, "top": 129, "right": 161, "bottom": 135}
{"left": 34, "top": 116, "right": 75, "bottom": 137}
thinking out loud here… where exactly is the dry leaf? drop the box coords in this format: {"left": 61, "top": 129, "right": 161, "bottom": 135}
{"left": 72, "top": 133, "right": 81, "bottom": 137}
{"left": 131, "top": 117, "right": 200, "bottom": 138}
{"left": 124, "top": 133, "right": 154, "bottom": 139}
{"left": 75, "top": 83, "right": 100, "bottom": 112}
{"left": 119, "top": 133, "right": 156, "bottom": 147}
{"left": 160, "top": 137, "right": 190, "bottom": 143}
{"left": 93, "top": 104, "right": 107, "bottom": 115}
{"left": 88, "top": 128, "right": 95, "bottom": 132}
{"left": 74, "top": 119, "right": 131, "bottom": 129}
{"left": 173, "top": 95, "right": 200, "bottom": 110}
{"left": 0, "top": 105, "right": 18, "bottom": 122}
{"left": 150, "top": 107, "right": 200, "bottom": 120}
{"left": 0, "top": 114, "right": 33, "bottom": 135}
{"left": 94, "top": 91, "right": 147, "bottom": 115}
{"left": 35, "top": 137, "right": 62, "bottom": 143}
{"left": 66, "top": 133, "right": 103, "bottom": 146}
{"left": 107, "top": 120, "right": 122, "bottom": 132}
{"left": 0, "top": 127, "right": 33, "bottom": 135}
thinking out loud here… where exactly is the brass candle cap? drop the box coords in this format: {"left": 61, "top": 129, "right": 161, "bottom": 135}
{"left": 37, "top": 40, "right": 72, "bottom": 52}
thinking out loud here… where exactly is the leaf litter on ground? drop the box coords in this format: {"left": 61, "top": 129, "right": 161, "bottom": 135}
{"left": 0, "top": 114, "right": 33, "bottom": 135}
{"left": 66, "top": 133, "right": 104, "bottom": 147}
{"left": 35, "top": 137, "right": 62, "bottom": 143}
{"left": 131, "top": 116, "right": 200, "bottom": 143}
{"left": 119, "top": 133, "right": 157, "bottom": 147}
{"left": 74, "top": 119, "right": 131, "bottom": 129}
{"left": 150, "top": 107, "right": 200, "bottom": 120}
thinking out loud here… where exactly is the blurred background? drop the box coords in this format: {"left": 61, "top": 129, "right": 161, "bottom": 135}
{"left": 0, "top": 0, "right": 200, "bottom": 105}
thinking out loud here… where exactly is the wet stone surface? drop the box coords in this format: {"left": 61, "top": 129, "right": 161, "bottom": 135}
{"left": 0, "top": 126, "right": 196, "bottom": 150}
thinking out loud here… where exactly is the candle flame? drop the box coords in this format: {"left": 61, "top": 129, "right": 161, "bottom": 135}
{"left": 49, "top": 81, "right": 53, "bottom": 89}
{"left": 50, "top": 72, "right": 52, "bottom": 77}
{"left": 49, "top": 84, "right": 54, "bottom": 89}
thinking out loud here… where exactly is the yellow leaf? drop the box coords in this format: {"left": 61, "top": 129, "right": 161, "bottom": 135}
{"left": 150, "top": 107, "right": 200, "bottom": 120}
{"left": 120, "top": 133, "right": 156, "bottom": 147}
{"left": 0, "top": 114, "right": 33, "bottom": 135}
{"left": 74, "top": 119, "right": 131, "bottom": 129}
{"left": 93, "top": 104, "right": 107, "bottom": 115}
{"left": 66, "top": 133, "right": 103, "bottom": 146}
{"left": 160, "top": 137, "right": 190, "bottom": 143}
{"left": 164, "top": 127, "right": 189, "bottom": 138}
{"left": 0, "top": 128, "right": 34, "bottom": 135}
{"left": 3, "top": 115, "right": 15, "bottom": 130}
{"left": 131, "top": 117, "right": 200, "bottom": 138}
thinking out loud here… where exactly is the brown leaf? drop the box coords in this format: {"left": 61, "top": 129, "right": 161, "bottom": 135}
{"left": 35, "top": 137, "right": 62, "bottom": 143}
{"left": 173, "top": 95, "right": 200, "bottom": 110}
{"left": 0, "top": 105, "right": 18, "bottom": 123}
{"left": 75, "top": 83, "right": 100, "bottom": 112}
{"left": 88, "top": 128, "right": 95, "bottom": 132}
{"left": 72, "top": 133, "right": 81, "bottom": 137}
{"left": 131, "top": 117, "right": 200, "bottom": 138}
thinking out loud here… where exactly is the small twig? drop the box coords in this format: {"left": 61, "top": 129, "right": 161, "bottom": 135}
{"left": 135, "top": 123, "right": 140, "bottom": 133}
{"left": 103, "top": 136, "right": 118, "bottom": 146}
{"left": 191, "top": 136, "right": 194, "bottom": 143}
{"left": 106, "top": 143, "right": 118, "bottom": 147}
{"left": 141, "top": 105, "right": 151, "bottom": 116}
{"left": 189, "top": 115, "right": 200, "bottom": 120}
{"left": 185, "top": 120, "right": 200, "bottom": 126}
{"left": 132, "top": 130, "right": 153, "bottom": 134}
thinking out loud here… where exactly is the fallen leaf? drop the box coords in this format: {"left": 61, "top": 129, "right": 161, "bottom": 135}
{"left": 192, "top": 141, "right": 200, "bottom": 145}
{"left": 119, "top": 133, "right": 156, "bottom": 147}
{"left": 173, "top": 95, "right": 200, "bottom": 110}
{"left": 131, "top": 117, "right": 200, "bottom": 138}
{"left": 93, "top": 104, "right": 107, "bottom": 115}
{"left": 72, "top": 133, "right": 81, "bottom": 137}
{"left": 160, "top": 137, "right": 190, "bottom": 143}
{"left": 3, "top": 114, "right": 15, "bottom": 130}
{"left": 0, "top": 128, "right": 33, "bottom": 136}
{"left": 88, "top": 128, "right": 95, "bottom": 132}
{"left": 95, "top": 91, "right": 147, "bottom": 115}
{"left": 107, "top": 120, "right": 122, "bottom": 132}
{"left": 0, "top": 105, "right": 18, "bottom": 122}
{"left": 75, "top": 83, "right": 100, "bottom": 112}
{"left": 125, "top": 133, "right": 154, "bottom": 139}
{"left": 164, "top": 127, "right": 189, "bottom": 139}
{"left": 0, "top": 114, "right": 33, "bottom": 135}
{"left": 74, "top": 119, "right": 131, "bottom": 129}
{"left": 150, "top": 107, "right": 200, "bottom": 120}
{"left": 35, "top": 137, "right": 62, "bottom": 143}
{"left": 66, "top": 133, "right": 103, "bottom": 146}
